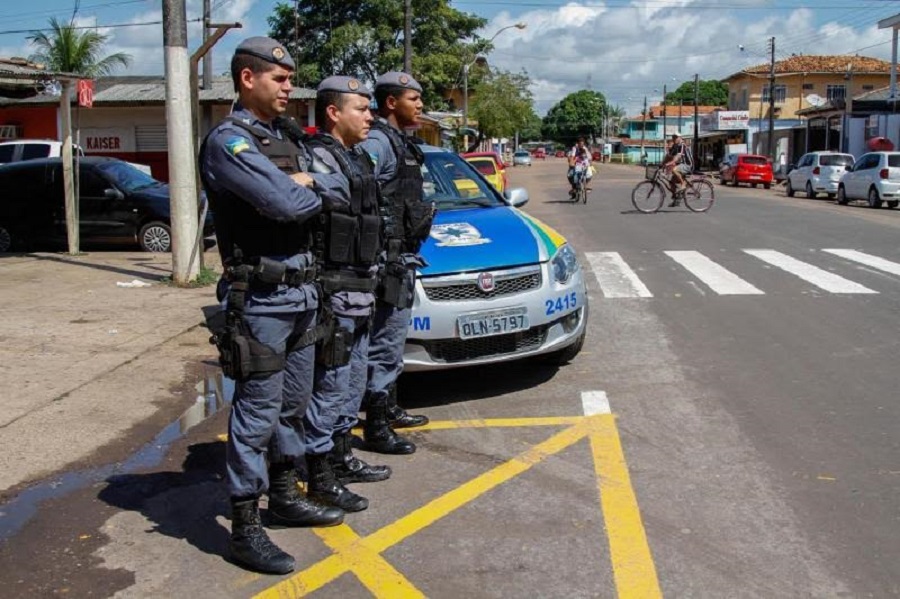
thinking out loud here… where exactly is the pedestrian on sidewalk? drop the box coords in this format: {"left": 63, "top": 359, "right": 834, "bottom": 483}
{"left": 359, "top": 72, "right": 434, "bottom": 454}
{"left": 302, "top": 76, "right": 391, "bottom": 514}
{"left": 199, "top": 36, "right": 343, "bottom": 576}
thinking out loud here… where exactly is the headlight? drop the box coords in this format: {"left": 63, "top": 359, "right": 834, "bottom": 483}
{"left": 551, "top": 243, "right": 579, "bottom": 283}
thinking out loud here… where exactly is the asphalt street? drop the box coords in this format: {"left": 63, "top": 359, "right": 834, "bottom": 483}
{"left": 1, "top": 158, "right": 898, "bottom": 598}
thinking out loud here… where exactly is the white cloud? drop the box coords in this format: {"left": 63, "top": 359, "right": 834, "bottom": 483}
{"left": 480, "top": 2, "right": 898, "bottom": 116}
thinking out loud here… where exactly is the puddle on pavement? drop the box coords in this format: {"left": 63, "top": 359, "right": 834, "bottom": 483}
{"left": 0, "top": 371, "right": 235, "bottom": 540}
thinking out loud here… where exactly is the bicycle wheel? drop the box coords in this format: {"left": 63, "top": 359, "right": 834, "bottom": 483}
{"left": 631, "top": 181, "right": 665, "bottom": 213}
{"left": 684, "top": 180, "right": 715, "bottom": 212}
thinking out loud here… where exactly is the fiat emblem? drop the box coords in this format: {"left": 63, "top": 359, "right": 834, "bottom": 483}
{"left": 476, "top": 272, "right": 494, "bottom": 293}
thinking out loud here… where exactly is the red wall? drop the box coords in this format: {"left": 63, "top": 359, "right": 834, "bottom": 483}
{"left": 0, "top": 106, "right": 58, "bottom": 139}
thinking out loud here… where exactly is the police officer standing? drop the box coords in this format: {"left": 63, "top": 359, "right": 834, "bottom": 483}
{"left": 360, "top": 72, "right": 435, "bottom": 454}
{"left": 199, "top": 36, "right": 343, "bottom": 575}
{"left": 302, "top": 76, "right": 390, "bottom": 513}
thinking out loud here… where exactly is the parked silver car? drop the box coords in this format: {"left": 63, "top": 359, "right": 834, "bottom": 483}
{"left": 786, "top": 151, "right": 854, "bottom": 198}
{"left": 512, "top": 150, "right": 532, "bottom": 167}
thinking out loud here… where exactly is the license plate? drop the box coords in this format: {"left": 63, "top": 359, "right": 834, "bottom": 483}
{"left": 458, "top": 307, "right": 529, "bottom": 339}
{"left": 750, "top": 174, "right": 761, "bottom": 179}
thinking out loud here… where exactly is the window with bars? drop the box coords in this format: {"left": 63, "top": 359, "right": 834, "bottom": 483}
{"left": 826, "top": 85, "right": 846, "bottom": 101}
{"left": 761, "top": 84, "right": 786, "bottom": 104}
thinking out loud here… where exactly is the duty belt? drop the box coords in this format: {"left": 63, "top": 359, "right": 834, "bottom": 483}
{"left": 319, "top": 270, "right": 378, "bottom": 294}
{"left": 224, "top": 257, "right": 317, "bottom": 289}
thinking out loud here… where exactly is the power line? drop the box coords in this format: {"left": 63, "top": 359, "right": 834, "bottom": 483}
{"left": 0, "top": 17, "right": 203, "bottom": 36}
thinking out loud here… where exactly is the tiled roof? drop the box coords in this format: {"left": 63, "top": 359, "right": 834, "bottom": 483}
{"left": 0, "top": 57, "right": 80, "bottom": 80}
{"left": 727, "top": 55, "right": 891, "bottom": 79}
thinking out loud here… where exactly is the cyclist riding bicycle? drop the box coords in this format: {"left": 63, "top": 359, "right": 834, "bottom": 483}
{"left": 662, "top": 134, "right": 693, "bottom": 206}
{"left": 567, "top": 137, "right": 593, "bottom": 198}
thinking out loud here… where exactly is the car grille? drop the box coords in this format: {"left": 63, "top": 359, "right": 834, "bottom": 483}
{"left": 422, "top": 268, "right": 542, "bottom": 301}
{"left": 424, "top": 326, "right": 548, "bottom": 363}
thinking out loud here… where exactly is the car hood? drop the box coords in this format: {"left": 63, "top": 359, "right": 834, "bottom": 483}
{"left": 419, "top": 206, "right": 567, "bottom": 276}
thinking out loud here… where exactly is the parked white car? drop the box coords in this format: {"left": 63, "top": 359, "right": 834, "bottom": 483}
{"left": 0, "top": 139, "right": 152, "bottom": 175}
{"left": 837, "top": 151, "right": 900, "bottom": 209}
{"left": 786, "top": 151, "right": 854, "bottom": 199}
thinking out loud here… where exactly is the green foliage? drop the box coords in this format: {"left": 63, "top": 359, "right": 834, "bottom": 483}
{"left": 267, "top": 0, "right": 486, "bottom": 108}
{"left": 541, "top": 90, "right": 607, "bottom": 144}
{"left": 665, "top": 80, "right": 728, "bottom": 106}
{"left": 468, "top": 69, "right": 536, "bottom": 140}
{"left": 27, "top": 17, "right": 131, "bottom": 77}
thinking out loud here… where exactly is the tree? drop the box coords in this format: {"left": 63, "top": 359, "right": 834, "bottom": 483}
{"left": 27, "top": 17, "right": 131, "bottom": 77}
{"left": 665, "top": 80, "right": 727, "bottom": 106}
{"left": 541, "top": 90, "right": 607, "bottom": 144}
{"left": 267, "top": 0, "right": 486, "bottom": 108}
{"left": 468, "top": 69, "right": 535, "bottom": 143}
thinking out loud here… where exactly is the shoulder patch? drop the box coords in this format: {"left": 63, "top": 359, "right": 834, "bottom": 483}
{"left": 224, "top": 135, "right": 251, "bottom": 156}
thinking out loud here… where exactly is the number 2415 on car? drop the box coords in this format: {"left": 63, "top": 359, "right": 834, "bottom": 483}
{"left": 545, "top": 292, "right": 577, "bottom": 316}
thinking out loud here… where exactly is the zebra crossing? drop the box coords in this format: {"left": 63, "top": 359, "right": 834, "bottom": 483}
{"left": 584, "top": 249, "right": 900, "bottom": 298}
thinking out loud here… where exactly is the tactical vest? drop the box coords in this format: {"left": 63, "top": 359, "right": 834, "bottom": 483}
{"left": 307, "top": 134, "right": 381, "bottom": 291}
{"left": 199, "top": 116, "right": 312, "bottom": 263}
{"left": 371, "top": 120, "right": 432, "bottom": 253}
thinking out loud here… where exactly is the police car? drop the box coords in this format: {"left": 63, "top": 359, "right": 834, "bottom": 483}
{"left": 403, "top": 145, "right": 588, "bottom": 371}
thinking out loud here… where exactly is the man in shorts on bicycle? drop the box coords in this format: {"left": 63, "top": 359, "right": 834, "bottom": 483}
{"left": 662, "top": 134, "right": 693, "bottom": 206}
{"left": 567, "top": 137, "right": 592, "bottom": 198}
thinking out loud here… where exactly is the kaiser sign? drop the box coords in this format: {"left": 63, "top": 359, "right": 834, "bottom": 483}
{"left": 716, "top": 111, "right": 749, "bottom": 130}
{"left": 82, "top": 128, "right": 136, "bottom": 153}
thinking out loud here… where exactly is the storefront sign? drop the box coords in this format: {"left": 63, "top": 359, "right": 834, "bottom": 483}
{"left": 81, "top": 128, "right": 135, "bottom": 153}
{"left": 716, "top": 111, "right": 749, "bottom": 130}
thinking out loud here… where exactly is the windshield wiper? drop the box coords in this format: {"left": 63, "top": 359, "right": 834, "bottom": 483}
{"left": 436, "top": 198, "right": 496, "bottom": 207}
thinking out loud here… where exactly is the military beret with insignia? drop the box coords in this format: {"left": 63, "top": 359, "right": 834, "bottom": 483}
{"left": 374, "top": 71, "right": 422, "bottom": 92}
{"left": 234, "top": 36, "right": 295, "bottom": 70}
{"left": 317, "top": 75, "right": 373, "bottom": 99}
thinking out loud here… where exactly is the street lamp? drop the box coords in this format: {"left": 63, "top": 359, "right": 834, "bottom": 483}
{"left": 462, "top": 22, "right": 526, "bottom": 151}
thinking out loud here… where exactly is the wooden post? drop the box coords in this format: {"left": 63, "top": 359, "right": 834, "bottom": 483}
{"left": 60, "top": 80, "right": 79, "bottom": 255}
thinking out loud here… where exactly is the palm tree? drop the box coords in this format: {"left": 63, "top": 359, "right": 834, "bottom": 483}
{"left": 27, "top": 17, "right": 132, "bottom": 77}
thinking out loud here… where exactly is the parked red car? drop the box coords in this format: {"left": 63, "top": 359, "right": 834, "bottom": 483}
{"left": 532, "top": 147, "right": 547, "bottom": 159}
{"left": 719, "top": 153, "right": 774, "bottom": 188}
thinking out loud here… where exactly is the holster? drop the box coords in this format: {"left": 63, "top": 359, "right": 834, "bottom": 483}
{"left": 206, "top": 309, "right": 285, "bottom": 382}
{"left": 378, "top": 261, "right": 410, "bottom": 309}
{"left": 316, "top": 317, "right": 353, "bottom": 367}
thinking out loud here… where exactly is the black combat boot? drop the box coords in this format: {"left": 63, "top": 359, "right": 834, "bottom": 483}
{"left": 386, "top": 385, "right": 429, "bottom": 429}
{"left": 363, "top": 399, "right": 416, "bottom": 455}
{"left": 306, "top": 453, "right": 369, "bottom": 512}
{"left": 329, "top": 432, "right": 392, "bottom": 484}
{"left": 230, "top": 497, "right": 295, "bottom": 574}
{"left": 267, "top": 462, "right": 345, "bottom": 528}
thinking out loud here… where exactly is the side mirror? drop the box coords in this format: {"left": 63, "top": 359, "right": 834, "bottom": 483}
{"left": 845, "top": 165, "right": 853, "bottom": 172}
{"left": 504, "top": 187, "right": 529, "bottom": 207}
{"left": 104, "top": 188, "right": 124, "bottom": 200}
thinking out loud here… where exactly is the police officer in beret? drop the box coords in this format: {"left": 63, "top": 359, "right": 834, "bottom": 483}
{"left": 359, "top": 71, "right": 434, "bottom": 455}
{"left": 301, "top": 75, "right": 390, "bottom": 513}
{"left": 199, "top": 36, "right": 343, "bottom": 575}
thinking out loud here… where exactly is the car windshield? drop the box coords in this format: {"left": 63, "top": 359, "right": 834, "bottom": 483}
{"left": 422, "top": 152, "right": 504, "bottom": 208}
{"left": 821, "top": 155, "right": 854, "bottom": 167}
{"left": 515, "top": 151, "right": 529, "bottom": 157}
{"left": 742, "top": 156, "right": 768, "bottom": 165}
{"left": 889, "top": 155, "right": 900, "bottom": 167}
{"left": 95, "top": 160, "right": 161, "bottom": 192}
{"left": 469, "top": 159, "right": 497, "bottom": 175}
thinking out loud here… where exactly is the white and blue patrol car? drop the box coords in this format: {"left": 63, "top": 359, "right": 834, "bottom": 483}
{"left": 403, "top": 146, "right": 588, "bottom": 371}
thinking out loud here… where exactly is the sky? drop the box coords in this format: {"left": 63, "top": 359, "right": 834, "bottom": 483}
{"left": 1, "top": 0, "right": 899, "bottom": 117}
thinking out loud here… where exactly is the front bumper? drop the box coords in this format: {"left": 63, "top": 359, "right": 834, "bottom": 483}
{"left": 403, "top": 262, "right": 588, "bottom": 371}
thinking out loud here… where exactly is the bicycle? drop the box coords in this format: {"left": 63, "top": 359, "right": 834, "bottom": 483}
{"left": 570, "top": 164, "right": 589, "bottom": 204}
{"left": 631, "top": 165, "right": 715, "bottom": 213}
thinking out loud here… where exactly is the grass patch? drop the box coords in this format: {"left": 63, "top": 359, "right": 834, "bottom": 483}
{"left": 163, "top": 265, "right": 219, "bottom": 288}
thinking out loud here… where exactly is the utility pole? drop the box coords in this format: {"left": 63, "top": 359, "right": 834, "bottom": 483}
{"left": 202, "top": 0, "right": 211, "bottom": 90}
{"left": 693, "top": 73, "right": 699, "bottom": 168}
{"left": 403, "top": 0, "right": 412, "bottom": 73}
{"left": 640, "top": 95, "right": 647, "bottom": 163}
{"left": 61, "top": 80, "right": 78, "bottom": 254}
{"left": 163, "top": 0, "right": 200, "bottom": 283}
{"left": 662, "top": 84, "right": 667, "bottom": 145}
{"left": 767, "top": 36, "right": 776, "bottom": 161}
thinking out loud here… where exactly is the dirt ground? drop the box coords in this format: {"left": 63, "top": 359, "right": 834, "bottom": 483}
{"left": 0, "top": 249, "right": 223, "bottom": 496}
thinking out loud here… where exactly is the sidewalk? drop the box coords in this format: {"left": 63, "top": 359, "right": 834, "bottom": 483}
{"left": 0, "top": 249, "right": 222, "bottom": 494}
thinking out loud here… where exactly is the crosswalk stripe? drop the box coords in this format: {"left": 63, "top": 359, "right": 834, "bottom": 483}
{"left": 822, "top": 249, "right": 900, "bottom": 277}
{"left": 743, "top": 249, "right": 878, "bottom": 294}
{"left": 664, "top": 251, "right": 764, "bottom": 295}
{"left": 586, "top": 252, "right": 653, "bottom": 298}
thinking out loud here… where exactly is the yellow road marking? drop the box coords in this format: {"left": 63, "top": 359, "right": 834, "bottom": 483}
{"left": 256, "top": 414, "right": 659, "bottom": 599}
{"left": 588, "top": 416, "right": 662, "bottom": 599}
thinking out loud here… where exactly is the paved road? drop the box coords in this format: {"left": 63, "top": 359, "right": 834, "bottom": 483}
{"left": 1, "top": 159, "right": 898, "bottom": 597}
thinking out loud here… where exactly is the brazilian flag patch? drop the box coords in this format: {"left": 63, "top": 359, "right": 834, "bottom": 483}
{"left": 225, "top": 136, "right": 251, "bottom": 156}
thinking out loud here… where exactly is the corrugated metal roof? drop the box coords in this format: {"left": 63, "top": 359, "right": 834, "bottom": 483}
{"left": 0, "top": 75, "right": 315, "bottom": 106}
